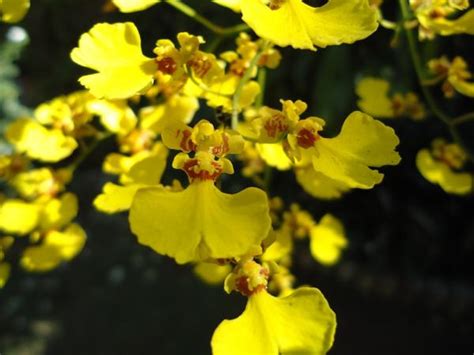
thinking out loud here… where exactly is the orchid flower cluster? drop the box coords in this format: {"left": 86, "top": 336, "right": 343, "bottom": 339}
{"left": 1, "top": 0, "right": 473, "bottom": 353}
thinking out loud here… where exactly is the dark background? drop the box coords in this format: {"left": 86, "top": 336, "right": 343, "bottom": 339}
{"left": 1, "top": 0, "right": 474, "bottom": 354}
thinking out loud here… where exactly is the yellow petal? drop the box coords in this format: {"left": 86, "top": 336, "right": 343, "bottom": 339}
{"left": 0, "top": 199, "right": 39, "bottom": 235}
{"left": 262, "top": 228, "right": 293, "bottom": 262}
{"left": 418, "top": 9, "right": 474, "bottom": 36}
{"left": 0, "top": 262, "right": 10, "bottom": 288}
{"left": 310, "top": 214, "right": 347, "bottom": 266}
{"left": 21, "top": 245, "right": 62, "bottom": 272}
{"left": 39, "top": 193, "right": 78, "bottom": 231}
{"left": 0, "top": 0, "right": 30, "bottom": 23}
{"left": 295, "top": 166, "right": 350, "bottom": 199}
{"left": 129, "top": 181, "right": 271, "bottom": 264}
{"left": 240, "top": 0, "right": 378, "bottom": 50}
{"left": 88, "top": 99, "right": 137, "bottom": 134}
{"left": 312, "top": 111, "right": 401, "bottom": 189}
{"left": 211, "top": 288, "right": 336, "bottom": 355}
{"left": 212, "top": 0, "right": 241, "bottom": 12}
{"left": 256, "top": 143, "right": 292, "bottom": 170}
{"left": 194, "top": 262, "right": 232, "bottom": 285}
{"left": 449, "top": 76, "right": 474, "bottom": 97}
{"left": 119, "top": 145, "right": 168, "bottom": 185}
{"left": 112, "top": 0, "right": 160, "bottom": 12}
{"left": 6, "top": 119, "right": 78, "bottom": 162}
{"left": 71, "top": 22, "right": 157, "bottom": 99}
{"left": 103, "top": 151, "right": 150, "bottom": 175}
{"left": 356, "top": 77, "right": 394, "bottom": 118}
{"left": 416, "top": 149, "right": 472, "bottom": 195}
{"left": 140, "top": 95, "right": 199, "bottom": 134}
{"left": 21, "top": 223, "right": 86, "bottom": 272}
{"left": 94, "top": 183, "right": 147, "bottom": 214}
{"left": 44, "top": 223, "right": 87, "bottom": 260}
{"left": 11, "top": 168, "right": 59, "bottom": 199}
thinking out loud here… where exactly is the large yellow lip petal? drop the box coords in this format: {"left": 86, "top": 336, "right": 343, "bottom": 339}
{"left": 71, "top": 22, "right": 157, "bottom": 99}
{"left": 312, "top": 111, "right": 401, "bottom": 189}
{"left": 416, "top": 149, "right": 472, "bottom": 195}
{"left": 240, "top": 0, "right": 378, "bottom": 50}
{"left": 211, "top": 287, "right": 336, "bottom": 355}
{"left": 129, "top": 181, "right": 271, "bottom": 264}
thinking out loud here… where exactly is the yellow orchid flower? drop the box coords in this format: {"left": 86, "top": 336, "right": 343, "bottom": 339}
{"left": 310, "top": 214, "right": 348, "bottom": 266}
{"left": 6, "top": 118, "right": 78, "bottom": 163}
{"left": 11, "top": 168, "right": 71, "bottom": 200}
{"left": 112, "top": 0, "right": 160, "bottom": 12}
{"left": 238, "top": 0, "right": 378, "bottom": 50}
{"left": 416, "top": 139, "right": 473, "bottom": 195}
{"left": 71, "top": 22, "right": 157, "bottom": 99}
{"left": 0, "top": 0, "right": 30, "bottom": 23}
{"left": 428, "top": 56, "right": 474, "bottom": 98}
{"left": 411, "top": 0, "right": 474, "bottom": 39}
{"left": 245, "top": 100, "right": 401, "bottom": 192}
{"left": 21, "top": 223, "right": 86, "bottom": 272}
{"left": 356, "top": 77, "right": 426, "bottom": 120}
{"left": 130, "top": 120, "right": 271, "bottom": 264}
{"left": 213, "top": 259, "right": 336, "bottom": 355}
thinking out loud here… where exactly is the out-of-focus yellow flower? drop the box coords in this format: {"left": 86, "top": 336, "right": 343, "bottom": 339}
{"left": 213, "top": 0, "right": 241, "bottom": 12}
{"left": 130, "top": 120, "right": 271, "bottom": 264}
{"left": 94, "top": 143, "right": 169, "bottom": 213}
{"left": 6, "top": 119, "right": 78, "bottom": 162}
{"left": 0, "top": 154, "right": 28, "bottom": 181}
{"left": 11, "top": 168, "right": 71, "bottom": 200}
{"left": 21, "top": 223, "right": 86, "bottom": 272}
{"left": 428, "top": 56, "right": 474, "bottom": 98}
{"left": 71, "top": 22, "right": 157, "bottom": 99}
{"left": 310, "top": 214, "right": 347, "bottom": 266}
{"left": 0, "top": 0, "right": 30, "bottom": 23}
{"left": 194, "top": 262, "right": 232, "bottom": 285}
{"left": 87, "top": 99, "right": 138, "bottom": 135}
{"left": 213, "top": 258, "right": 336, "bottom": 355}
{"left": 236, "top": 0, "right": 378, "bottom": 50}
{"left": 410, "top": 0, "right": 474, "bottom": 39}
{"left": 356, "top": 77, "right": 426, "bottom": 120}
{"left": 416, "top": 138, "right": 472, "bottom": 195}
{"left": 112, "top": 0, "right": 159, "bottom": 12}
{"left": 0, "top": 262, "right": 10, "bottom": 288}
{"left": 0, "top": 199, "right": 40, "bottom": 235}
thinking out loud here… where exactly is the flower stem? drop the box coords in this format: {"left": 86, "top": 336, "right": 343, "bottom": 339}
{"left": 166, "top": 1, "right": 248, "bottom": 36}
{"left": 231, "top": 42, "right": 270, "bottom": 129}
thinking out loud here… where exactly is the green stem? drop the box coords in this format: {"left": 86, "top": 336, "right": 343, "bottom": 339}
{"left": 231, "top": 43, "right": 270, "bottom": 129}
{"left": 69, "top": 133, "right": 112, "bottom": 172}
{"left": 398, "top": 0, "right": 474, "bottom": 162}
{"left": 451, "top": 112, "right": 474, "bottom": 126}
{"left": 166, "top": 1, "right": 248, "bottom": 36}
{"left": 255, "top": 67, "right": 267, "bottom": 109}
